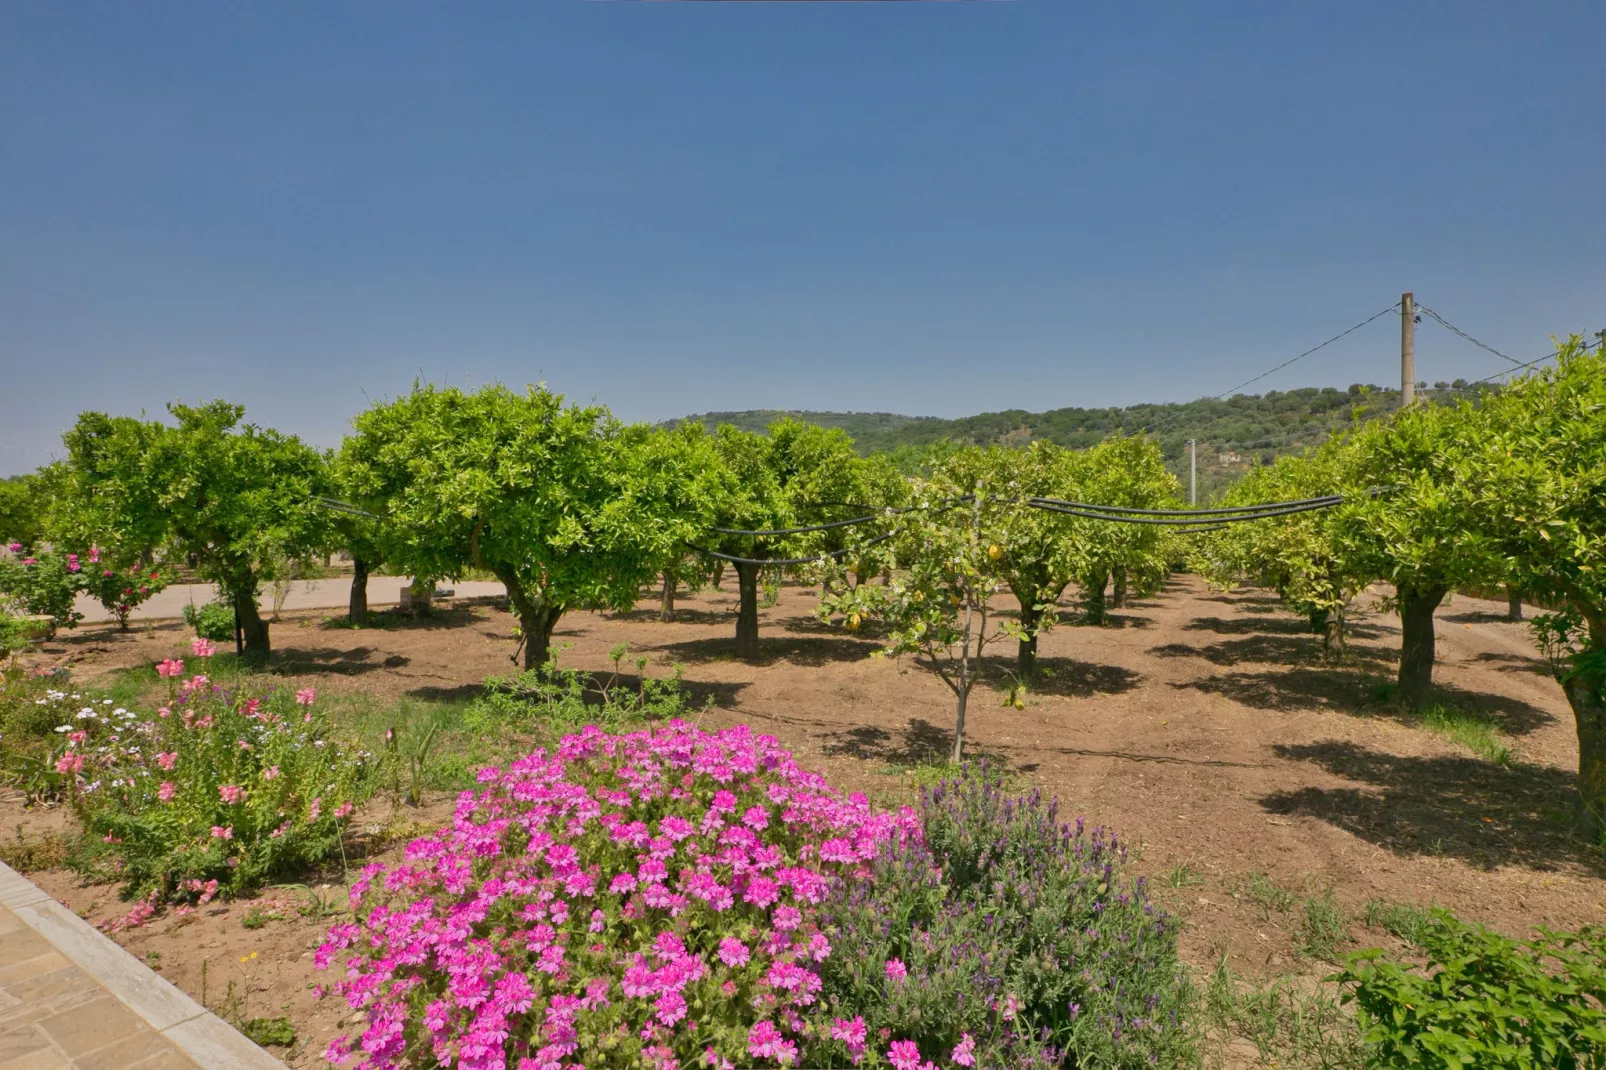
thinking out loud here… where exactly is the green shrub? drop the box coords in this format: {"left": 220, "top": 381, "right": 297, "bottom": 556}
{"left": 183, "top": 599, "right": 236, "bottom": 642}
{"left": 1332, "top": 909, "right": 1606, "bottom": 1068}
{"left": 0, "top": 551, "right": 83, "bottom": 631}
{"left": 812, "top": 763, "right": 1196, "bottom": 1068}
{"left": 466, "top": 646, "right": 698, "bottom": 741}
{"left": 62, "top": 649, "right": 372, "bottom": 901}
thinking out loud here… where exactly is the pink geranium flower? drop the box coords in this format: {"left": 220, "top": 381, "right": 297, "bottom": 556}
{"left": 294, "top": 687, "right": 316, "bottom": 707}
{"left": 157, "top": 782, "right": 177, "bottom": 802}
{"left": 218, "top": 784, "right": 242, "bottom": 804}
{"left": 190, "top": 638, "right": 217, "bottom": 658}
{"left": 155, "top": 658, "right": 184, "bottom": 679}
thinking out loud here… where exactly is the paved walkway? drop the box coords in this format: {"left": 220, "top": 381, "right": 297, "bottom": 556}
{"left": 75, "top": 577, "right": 509, "bottom": 624}
{"left": 0, "top": 865, "right": 279, "bottom": 1069}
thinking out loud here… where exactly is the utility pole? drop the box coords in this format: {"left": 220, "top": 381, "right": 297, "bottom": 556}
{"left": 1189, "top": 438, "right": 1197, "bottom": 507}
{"left": 1400, "top": 292, "right": 1415, "bottom": 407}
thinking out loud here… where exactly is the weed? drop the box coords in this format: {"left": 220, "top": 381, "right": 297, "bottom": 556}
{"left": 240, "top": 905, "right": 279, "bottom": 930}
{"left": 1362, "top": 898, "right": 1435, "bottom": 946}
{"left": 1296, "top": 890, "right": 1351, "bottom": 961}
{"left": 1418, "top": 703, "right": 1510, "bottom": 764}
{"left": 1201, "top": 956, "right": 1364, "bottom": 1069}
{"left": 241, "top": 1016, "right": 297, "bottom": 1048}
{"left": 0, "top": 825, "right": 72, "bottom": 872}
{"left": 1234, "top": 868, "right": 1294, "bottom": 917}
{"left": 1165, "top": 860, "right": 1205, "bottom": 889}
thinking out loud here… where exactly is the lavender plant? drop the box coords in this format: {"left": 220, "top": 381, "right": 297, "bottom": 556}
{"left": 810, "top": 764, "right": 1195, "bottom": 1068}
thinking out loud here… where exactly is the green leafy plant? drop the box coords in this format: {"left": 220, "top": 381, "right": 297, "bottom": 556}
{"left": 183, "top": 598, "right": 237, "bottom": 642}
{"left": 1333, "top": 910, "right": 1606, "bottom": 1068}
{"left": 1419, "top": 702, "right": 1511, "bottom": 764}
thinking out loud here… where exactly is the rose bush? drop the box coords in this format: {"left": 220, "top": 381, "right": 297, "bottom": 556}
{"left": 60, "top": 643, "right": 371, "bottom": 901}
{"left": 78, "top": 550, "right": 170, "bottom": 629}
{"left": 0, "top": 548, "right": 84, "bottom": 632}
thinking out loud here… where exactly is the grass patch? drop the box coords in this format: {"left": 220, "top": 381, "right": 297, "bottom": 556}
{"left": 1201, "top": 957, "right": 1364, "bottom": 1070}
{"left": 1165, "top": 860, "right": 1205, "bottom": 889}
{"left": 1418, "top": 703, "right": 1510, "bottom": 764}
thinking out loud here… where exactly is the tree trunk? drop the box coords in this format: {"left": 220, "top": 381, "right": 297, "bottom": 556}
{"left": 951, "top": 685, "right": 968, "bottom": 764}
{"left": 1112, "top": 565, "right": 1129, "bottom": 609}
{"left": 1397, "top": 584, "right": 1448, "bottom": 710}
{"left": 501, "top": 574, "right": 562, "bottom": 672}
{"left": 734, "top": 561, "right": 760, "bottom": 661}
{"left": 1563, "top": 665, "right": 1606, "bottom": 841}
{"left": 1083, "top": 568, "right": 1109, "bottom": 625}
{"left": 1017, "top": 598, "right": 1040, "bottom": 680}
{"left": 349, "top": 558, "right": 369, "bottom": 626}
{"left": 1507, "top": 587, "right": 1524, "bottom": 622}
{"left": 235, "top": 590, "right": 270, "bottom": 663}
{"left": 711, "top": 562, "right": 725, "bottom": 590}
{"left": 660, "top": 572, "right": 676, "bottom": 623}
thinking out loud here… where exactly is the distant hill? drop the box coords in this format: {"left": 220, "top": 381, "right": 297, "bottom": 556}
{"left": 670, "top": 379, "right": 1486, "bottom": 500}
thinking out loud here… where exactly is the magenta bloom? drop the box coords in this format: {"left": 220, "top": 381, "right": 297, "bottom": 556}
{"left": 156, "top": 751, "right": 177, "bottom": 771}
{"left": 155, "top": 658, "right": 184, "bottom": 679}
{"left": 888, "top": 1039, "right": 923, "bottom": 1070}
{"left": 717, "top": 937, "right": 750, "bottom": 968}
{"left": 190, "top": 638, "right": 217, "bottom": 658}
{"left": 218, "top": 784, "right": 242, "bottom": 804}
{"left": 885, "top": 957, "right": 908, "bottom": 982}
{"left": 952, "top": 1033, "right": 976, "bottom": 1067}
{"left": 210, "top": 825, "right": 233, "bottom": 840}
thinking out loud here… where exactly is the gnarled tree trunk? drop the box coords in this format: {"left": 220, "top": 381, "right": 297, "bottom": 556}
{"left": 349, "top": 558, "right": 369, "bottom": 626}
{"left": 234, "top": 589, "right": 270, "bottom": 662}
{"left": 734, "top": 561, "right": 760, "bottom": 661}
{"left": 501, "top": 572, "right": 563, "bottom": 672}
{"left": 1397, "top": 583, "right": 1448, "bottom": 710}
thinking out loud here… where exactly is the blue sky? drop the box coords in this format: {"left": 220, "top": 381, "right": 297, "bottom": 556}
{"left": 3, "top": 1, "right": 1603, "bottom": 474}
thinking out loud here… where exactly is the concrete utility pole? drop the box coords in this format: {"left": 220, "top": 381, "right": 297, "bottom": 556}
{"left": 1189, "top": 438, "right": 1197, "bottom": 507}
{"left": 1401, "top": 292, "right": 1416, "bottom": 407}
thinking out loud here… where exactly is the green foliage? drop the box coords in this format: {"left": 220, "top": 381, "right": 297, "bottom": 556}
{"left": 79, "top": 555, "right": 171, "bottom": 629}
{"left": 57, "top": 401, "right": 330, "bottom": 655}
{"left": 813, "top": 763, "right": 1196, "bottom": 1068}
{"left": 63, "top": 657, "right": 370, "bottom": 901}
{"left": 183, "top": 598, "right": 237, "bottom": 642}
{"left": 1333, "top": 911, "right": 1606, "bottom": 1068}
{"left": 0, "top": 471, "right": 52, "bottom": 548}
{"left": 1296, "top": 890, "right": 1352, "bottom": 962}
{"left": 1362, "top": 898, "right": 1436, "bottom": 947}
{"left": 1234, "top": 868, "right": 1294, "bottom": 917}
{"left": 343, "top": 384, "right": 722, "bottom": 669}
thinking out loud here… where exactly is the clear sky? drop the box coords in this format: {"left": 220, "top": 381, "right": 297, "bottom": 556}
{"left": 3, "top": 1, "right": 1603, "bottom": 474}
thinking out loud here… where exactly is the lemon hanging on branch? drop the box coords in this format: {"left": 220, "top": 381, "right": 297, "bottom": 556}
{"left": 988, "top": 543, "right": 1003, "bottom": 561}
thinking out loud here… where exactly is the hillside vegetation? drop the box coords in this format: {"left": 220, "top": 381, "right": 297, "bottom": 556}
{"left": 672, "top": 379, "right": 1486, "bottom": 499}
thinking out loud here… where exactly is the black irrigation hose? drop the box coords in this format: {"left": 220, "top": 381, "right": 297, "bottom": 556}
{"left": 1025, "top": 494, "right": 1344, "bottom": 517}
{"left": 316, "top": 496, "right": 384, "bottom": 520}
{"left": 1025, "top": 497, "right": 1347, "bottom": 525}
{"left": 687, "top": 531, "right": 895, "bottom": 567}
{"left": 710, "top": 513, "right": 880, "bottom": 537}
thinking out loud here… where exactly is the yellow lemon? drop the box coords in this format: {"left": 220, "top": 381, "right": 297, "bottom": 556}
{"left": 847, "top": 613, "right": 861, "bottom": 631}
{"left": 988, "top": 544, "right": 1003, "bottom": 561}
{"left": 1014, "top": 698, "right": 1025, "bottom": 711}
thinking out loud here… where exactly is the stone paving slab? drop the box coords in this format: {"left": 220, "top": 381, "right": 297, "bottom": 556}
{"left": 0, "top": 863, "right": 282, "bottom": 1069}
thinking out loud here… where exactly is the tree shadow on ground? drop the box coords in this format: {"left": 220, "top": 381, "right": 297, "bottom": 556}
{"left": 1195, "top": 592, "right": 1286, "bottom": 610}
{"left": 1472, "top": 651, "right": 1551, "bottom": 677}
{"left": 1150, "top": 634, "right": 1392, "bottom": 668}
{"left": 1175, "top": 669, "right": 1557, "bottom": 736}
{"left": 273, "top": 647, "right": 408, "bottom": 676}
{"left": 774, "top": 615, "right": 892, "bottom": 641}
{"left": 1016, "top": 656, "right": 1142, "bottom": 698}
{"left": 651, "top": 635, "right": 883, "bottom": 667}
{"left": 1261, "top": 740, "right": 1596, "bottom": 872}
{"left": 1185, "top": 615, "right": 1385, "bottom": 640}
{"left": 820, "top": 718, "right": 1021, "bottom": 771}
{"left": 602, "top": 607, "right": 730, "bottom": 627}
{"left": 1441, "top": 608, "right": 1521, "bottom": 625}
{"left": 327, "top": 603, "right": 496, "bottom": 633}
{"left": 1061, "top": 611, "right": 1153, "bottom": 630}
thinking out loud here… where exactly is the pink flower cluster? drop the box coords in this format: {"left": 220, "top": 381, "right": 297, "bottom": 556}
{"left": 318, "top": 721, "right": 921, "bottom": 1069}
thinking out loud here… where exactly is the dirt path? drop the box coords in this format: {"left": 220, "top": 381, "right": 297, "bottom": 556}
{"left": 9, "top": 574, "right": 1603, "bottom": 1058}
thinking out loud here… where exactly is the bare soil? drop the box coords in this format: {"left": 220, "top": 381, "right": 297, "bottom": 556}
{"left": 5, "top": 575, "right": 1602, "bottom": 1066}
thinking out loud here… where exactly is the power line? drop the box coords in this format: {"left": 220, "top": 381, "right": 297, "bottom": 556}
{"left": 1138, "top": 304, "right": 1401, "bottom": 437}
{"left": 1464, "top": 336, "right": 1602, "bottom": 388}
{"left": 1414, "top": 304, "right": 1524, "bottom": 367}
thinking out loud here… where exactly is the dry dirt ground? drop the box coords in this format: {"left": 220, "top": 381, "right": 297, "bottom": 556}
{"left": 5, "top": 574, "right": 1602, "bottom": 1066}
